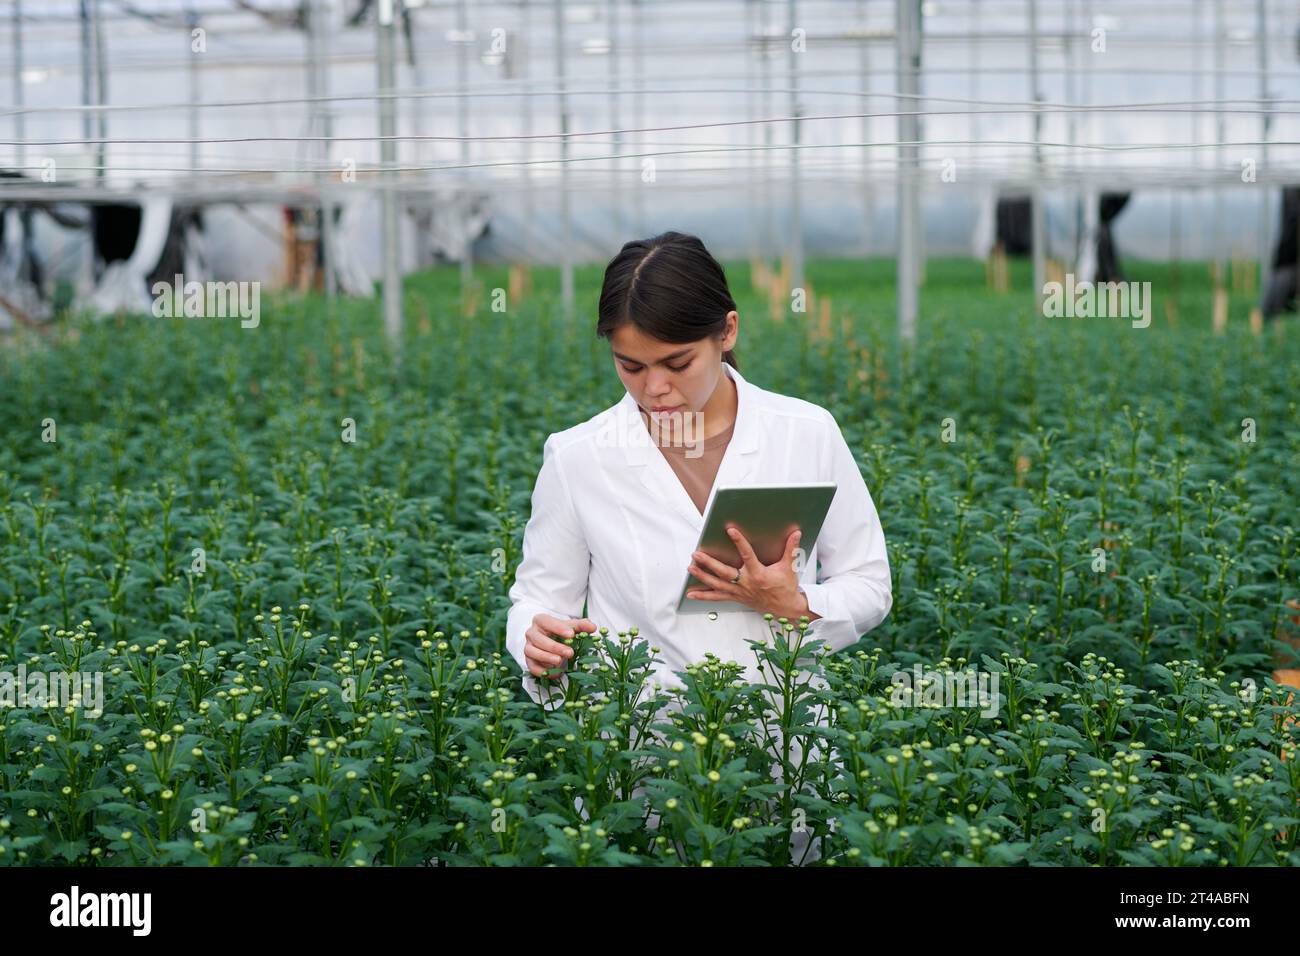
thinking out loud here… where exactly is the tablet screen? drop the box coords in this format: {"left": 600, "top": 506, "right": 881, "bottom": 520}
{"left": 676, "top": 482, "right": 837, "bottom": 614}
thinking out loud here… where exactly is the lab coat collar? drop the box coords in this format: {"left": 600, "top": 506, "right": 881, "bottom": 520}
{"left": 615, "top": 361, "right": 761, "bottom": 527}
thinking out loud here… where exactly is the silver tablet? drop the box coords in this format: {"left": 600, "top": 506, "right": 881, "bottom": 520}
{"left": 675, "top": 482, "right": 837, "bottom": 614}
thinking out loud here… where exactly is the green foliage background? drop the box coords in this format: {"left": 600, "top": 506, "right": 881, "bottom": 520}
{"left": 0, "top": 258, "right": 1296, "bottom": 866}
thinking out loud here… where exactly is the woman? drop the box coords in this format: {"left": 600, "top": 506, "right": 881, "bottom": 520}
{"left": 506, "top": 231, "right": 892, "bottom": 706}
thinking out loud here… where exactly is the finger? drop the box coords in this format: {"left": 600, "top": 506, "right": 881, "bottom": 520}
{"left": 527, "top": 627, "right": 574, "bottom": 659}
{"left": 551, "top": 619, "right": 597, "bottom": 639}
{"left": 537, "top": 615, "right": 583, "bottom": 641}
{"left": 686, "top": 588, "right": 738, "bottom": 602}
{"left": 524, "top": 642, "right": 564, "bottom": 668}
{"left": 688, "top": 562, "right": 734, "bottom": 591}
{"left": 533, "top": 613, "right": 567, "bottom": 636}
{"left": 782, "top": 528, "right": 803, "bottom": 566}
{"left": 724, "top": 524, "right": 761, "bottom": 569}
{"left": 692, "top": 549, "right": 741, "bottom": 580}
{"left": 527, "top": 653, "right": 562, "bottom": 678}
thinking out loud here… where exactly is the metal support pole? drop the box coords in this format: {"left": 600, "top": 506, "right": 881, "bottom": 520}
{"left": 92, "top": 0, "right": 106, "bottom": 184}
{"left": 315, "top": 0, "right": 335, "bottom": 297}
{"left": 968, "top": 0, "right": 978, "bottom": 202}
{"left": 519, "top": 0, "right": 535, "bottom": 256}
{"left": 1065, "top": 1, "right": 1080, "bottom": 264}
{"left": 13, "top": 0, "right": 24, "bottom": 171}
{"left": 1255, "top": 0, "right": 1271, "bottom": 288}
{"left": 786, "top": 0, "right": 803, "bottom": 298}
{"left": 1187, "top": 0, "right": 1201, "bottom": 266}
{"left": 457, "top": 0, "right": 473, "bottom": 295}
{"left": 553, "top": 0, "right": 574, "bottom": 317}
{"left": 1213, "top": 0, "right": 1225, "bottom": 283}
{"left": 377, "top": 0, "right": 403, "bottom": 346}
{"left": 187, "top": 9, "right": 200, "bottom": 182}
{"left": 1084, "top": 0, "right": 1095, "bottom": 254}
{"left": 1028, "top": 0, "right": 1045, "bottom": 310}
{"left": 404, "top": 0, "right": 429, "bottom": 271}
{"left": 607, "top": 0, "right": 622, "bottom": 243}
{"left": 13, "top": 0, "right": 34, "bottom": 291}
{"left": 632, "top": 0, "right": 644, "bottom": 236}
{"left": 79, "top": 0, "right": 92, "bottom": 155}
{"left": 895, "top": 0, "right": 920, "bottom": 343}
{"left": 79, "top": 0, "right": 96, "bottom": 283}
{"left": 759, "top": 5, "right": 773, "bottom": 260}
{"left": 745, "top": 0, "right": 757, "bottom": 260}
{"left": 858, "top": 0, "right": 873, "bottom": 256}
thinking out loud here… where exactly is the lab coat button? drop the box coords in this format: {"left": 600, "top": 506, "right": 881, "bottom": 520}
{"left": 707, "top": 611, "right": 718, "bottom": 621}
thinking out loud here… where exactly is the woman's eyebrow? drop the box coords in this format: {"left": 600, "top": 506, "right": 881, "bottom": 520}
{"left": 612, "top": 348, "right": 694, "bottom": 365}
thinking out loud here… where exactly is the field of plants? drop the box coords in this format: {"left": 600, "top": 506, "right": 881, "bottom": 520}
{"left": 0, "top": 257, "right": 1297, "bottom": 866}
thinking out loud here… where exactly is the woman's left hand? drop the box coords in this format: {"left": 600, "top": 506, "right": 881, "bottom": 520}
{"left": 686, "top": 525, "right": 815, "bottom": 621}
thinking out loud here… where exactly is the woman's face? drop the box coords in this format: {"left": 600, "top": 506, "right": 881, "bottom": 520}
{"left": 609, "top": 312, "right": 738, "bottom": 414}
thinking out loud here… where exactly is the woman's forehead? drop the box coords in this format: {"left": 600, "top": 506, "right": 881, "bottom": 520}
{"left": 608, "top": 325, "right": 700, "bottom": 361}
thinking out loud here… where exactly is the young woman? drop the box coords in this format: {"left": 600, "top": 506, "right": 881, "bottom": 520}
{"left": 506, "top": 231, "right": 892, "bottom": 707}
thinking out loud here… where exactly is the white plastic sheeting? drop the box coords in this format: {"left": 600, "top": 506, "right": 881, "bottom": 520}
{"left": 0, "top": 208, "right": 49, "bottom": 330}
{"left": 326, "top": 196, "right": 376, "bottom": 297}
{"left": 83, "top": 196, "right": 174, "bottom": 316}
{"left": 405, "top": 189, "right": 491, "bottom": 267}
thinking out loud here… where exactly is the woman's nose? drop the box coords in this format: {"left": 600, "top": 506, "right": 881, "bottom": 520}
{"left": 645, "top": 370, "right": 672, "bottom": 397}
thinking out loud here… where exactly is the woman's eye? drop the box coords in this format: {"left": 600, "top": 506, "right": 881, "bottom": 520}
{"left": 620, "top": 361, "right": 690, "bottom": 373}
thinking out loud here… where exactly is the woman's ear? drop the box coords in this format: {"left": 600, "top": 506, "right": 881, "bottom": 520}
{"left": 722, "top": 310, "right": 739, "bottom": 350}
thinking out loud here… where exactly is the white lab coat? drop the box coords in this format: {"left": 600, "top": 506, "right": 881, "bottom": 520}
{"left": 505, "top": 361, "right": 892, "bottom": 707}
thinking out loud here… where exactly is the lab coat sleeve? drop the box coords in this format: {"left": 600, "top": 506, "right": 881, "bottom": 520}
{"left": 797, "top": 409, "right": 893, "bottom": 654}
{"left": 506, "top": 432, "right": 592, "bottom": 707}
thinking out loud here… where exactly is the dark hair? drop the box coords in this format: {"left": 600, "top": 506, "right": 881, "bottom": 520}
{"left": 596, "top": 231, "right": 739, "bottom": 370}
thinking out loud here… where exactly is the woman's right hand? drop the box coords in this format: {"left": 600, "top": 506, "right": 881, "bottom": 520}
{"left": 524, "top": 614, "right": 597, "bottom": 679}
